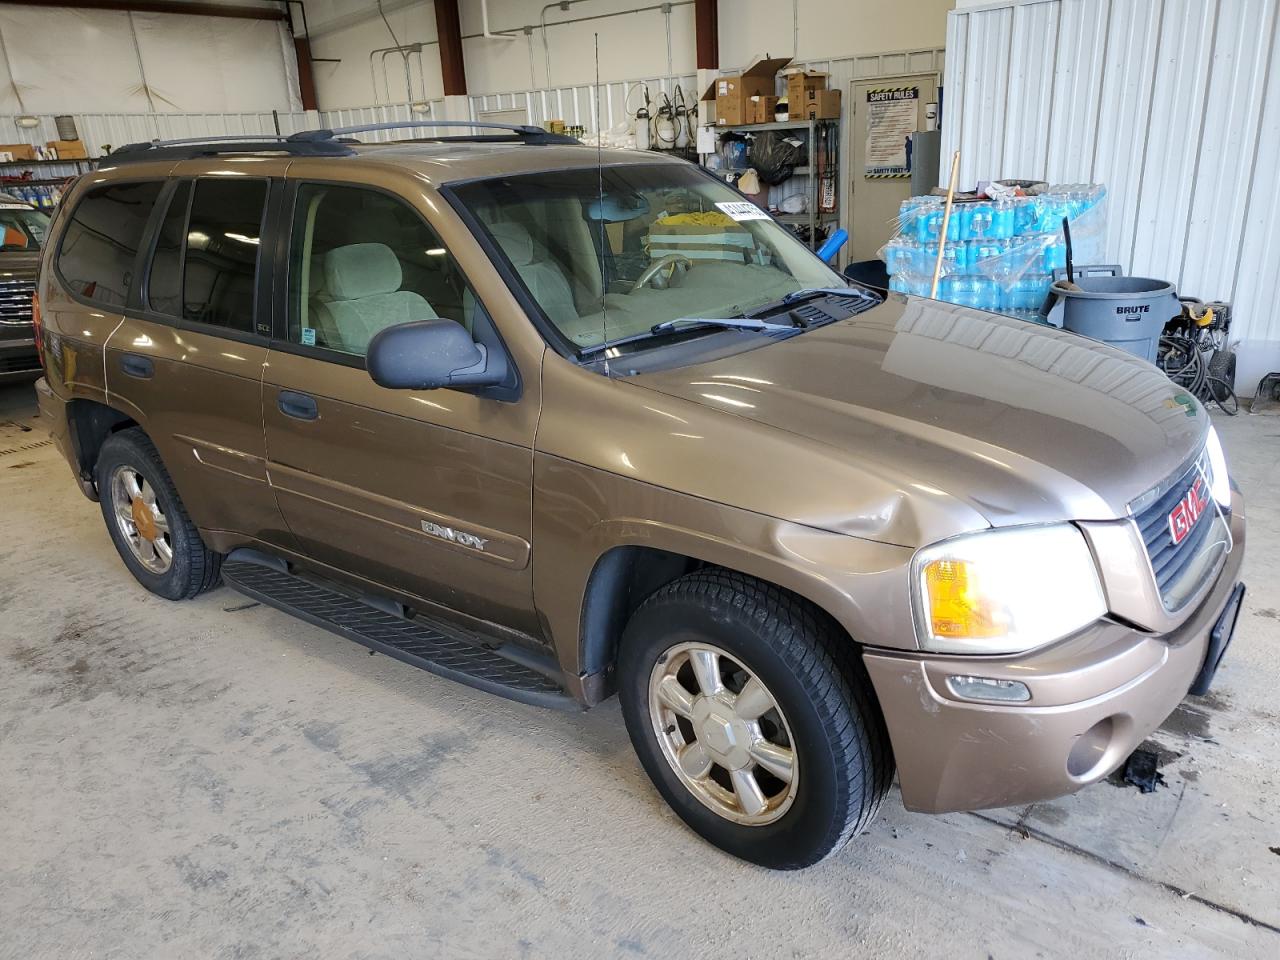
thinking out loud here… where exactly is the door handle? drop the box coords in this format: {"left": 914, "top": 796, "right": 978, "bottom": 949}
{"left": 277, "top": 390, "right": 319, "bottom": 421}
{"left": 119, "top": 353, "right": 154, "bottom": 379}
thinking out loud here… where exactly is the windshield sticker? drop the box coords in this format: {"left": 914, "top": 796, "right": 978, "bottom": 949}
{"left": 301, "top": 327, "right": 316, "bottom": 347}
{"left": 714, "top": 201, "right": 770, "bottom": 222}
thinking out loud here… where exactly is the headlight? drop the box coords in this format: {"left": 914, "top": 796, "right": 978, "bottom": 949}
{"left": 912, "top": 524, "right": 1106, "bottom": 655}
{"left": 1204, "top": 426, "right": 1231, "bottom": 507}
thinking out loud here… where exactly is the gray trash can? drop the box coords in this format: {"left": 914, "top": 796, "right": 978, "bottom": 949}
{"left": 1041, "top": 269, "right": 1179, "bottom": 363}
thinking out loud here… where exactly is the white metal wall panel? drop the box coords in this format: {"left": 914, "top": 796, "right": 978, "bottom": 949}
{"left": 1089, "top": 0, "right": 1161, "bottom": 270}
{"left": 1001, "top": 0, "right": 1059, "bottom": 178}
{"left": 1178, "top": 0, "right": 1279, "bottom": 298}
{"left": 942, "top": 0, "right": 1280, "bottom": 391}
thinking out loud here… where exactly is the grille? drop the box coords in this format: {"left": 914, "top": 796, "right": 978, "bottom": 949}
{"left": 0, "top": 278, "right": 35, "bottom": 327}
{"left": 1132, "top": 451, "right": 1224, "bottom": 609}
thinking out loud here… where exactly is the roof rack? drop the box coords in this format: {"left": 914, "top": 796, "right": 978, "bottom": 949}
{"left": 107, "top": 120, "right": 579, "bottom": 164}
{"left": 291, "top": 120, "right": 579, "bottom": 145}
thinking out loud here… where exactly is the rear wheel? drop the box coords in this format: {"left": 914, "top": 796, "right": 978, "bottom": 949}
{"left": 618, "top": 569, "right": 893, "bottom": 869}
{"left": 96, "top": 428, "right": 221, "bottom": 600}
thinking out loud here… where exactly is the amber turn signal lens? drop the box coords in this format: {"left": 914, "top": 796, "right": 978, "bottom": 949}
{"left": 922, "top": 558, "right": 1008, "bottom": 639}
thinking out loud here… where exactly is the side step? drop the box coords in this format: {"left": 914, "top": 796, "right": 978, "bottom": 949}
{"left": 221, "top": 556, "right": 579, "bottom": 711}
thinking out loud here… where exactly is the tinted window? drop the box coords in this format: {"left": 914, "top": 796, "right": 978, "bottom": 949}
{"left": 182, "top": 179, "right": 267, "bottom": 331}
{"left": 56, "top": 181, "right": 164, "bottom": 307}
{"left": 147, "top": 182, "right": 190, "bottom": 317}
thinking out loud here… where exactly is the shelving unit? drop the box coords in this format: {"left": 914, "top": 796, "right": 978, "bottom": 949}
{"left": 0, "top": 158, "right": 94, "bottom": 207}
{"left": 704, "top": 119, "right": 839, "bottom": 250}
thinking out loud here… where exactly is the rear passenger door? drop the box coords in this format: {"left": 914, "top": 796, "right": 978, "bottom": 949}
{"left": 261, "top": 180, "right": 541, "bottom": 636}
{"left": 98, "top": 160, "right": 289, "bottom": 548}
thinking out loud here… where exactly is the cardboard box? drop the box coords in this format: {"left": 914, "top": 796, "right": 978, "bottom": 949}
{"left": 793, "top": 89, "right": 842, "bottom": 121}
{"left": 750, "top": 96, "right": 780, "bottom": 124}
{"left": 706, "top": 54, "right": 791, "bottom": 126}
{"left": 47, "top": 139, "right": 88, "bottom": 160}
{"left": 785, "top": 70, "right": 827, "bottom": 107}
{"left": 0, "top": 143, "right": 37, "bottom": 161}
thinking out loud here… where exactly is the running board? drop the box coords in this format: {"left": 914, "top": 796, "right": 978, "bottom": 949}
{"left": 221, "top": 554, "right": 579, "bottom": 711}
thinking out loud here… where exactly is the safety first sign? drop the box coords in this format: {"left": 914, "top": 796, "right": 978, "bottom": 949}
{"left": 864, "top": 86, "right": 919, "bottom": 179}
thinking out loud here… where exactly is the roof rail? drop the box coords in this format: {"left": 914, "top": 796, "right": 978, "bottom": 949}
{"left": 106, "top": 119, "right": 578, "bottom": 165}
{"left": 109, "top": 135, "right": 356, "bottom": 164}
{"left": 288, "top": 120, "right": 579, "bottom": 145}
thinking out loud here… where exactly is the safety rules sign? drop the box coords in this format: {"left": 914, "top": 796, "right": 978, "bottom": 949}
{"left": 864, "top": 86, "right": 919, "bottom": 178}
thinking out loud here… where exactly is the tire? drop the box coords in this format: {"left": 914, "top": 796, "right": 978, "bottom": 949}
{"left": 618, "top": 569, "right": 893, "bottom": 869}
{"left": 96, "top": 427, "right": 221, "bottom": 600}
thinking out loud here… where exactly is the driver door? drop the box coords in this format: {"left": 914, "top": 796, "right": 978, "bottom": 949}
{"left": 262, "top": 180, "right": 541, "bottom": 635}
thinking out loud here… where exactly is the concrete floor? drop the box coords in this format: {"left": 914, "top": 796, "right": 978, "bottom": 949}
{"left": 0, "top": 379, "right": 1277, "bottom": 960}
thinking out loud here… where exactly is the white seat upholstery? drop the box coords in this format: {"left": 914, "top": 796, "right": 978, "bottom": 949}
{"left": 313, "top": 243, "right": 436, "bottom": 354}
{"left": 489, "top": 221, "right": 578, "bottom": 323}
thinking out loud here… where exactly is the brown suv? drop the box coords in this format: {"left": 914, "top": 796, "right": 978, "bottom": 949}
{"left": 33, "top": 123, "right": 1246, "bottom": 869}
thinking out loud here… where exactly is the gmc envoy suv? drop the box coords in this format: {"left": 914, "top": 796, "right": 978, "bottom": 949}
{"left": 33, "top": 123, "right": 1245, "bottom": 869}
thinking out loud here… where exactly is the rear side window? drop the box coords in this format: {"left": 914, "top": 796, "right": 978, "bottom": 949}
{"left": 56, "top": 181, "right": 164, "bottom": 308}
{"left": 181, "top": 179, "right": 267, "bottom": 331}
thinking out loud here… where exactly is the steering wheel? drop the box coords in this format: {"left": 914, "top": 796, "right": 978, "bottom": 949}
{"left": 630, "top": 254, "right": 693, "bottom": 294}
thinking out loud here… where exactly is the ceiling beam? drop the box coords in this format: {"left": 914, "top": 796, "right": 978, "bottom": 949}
{"left": 0, "top": 0, "right": 287, "bottom": 21}
{"left": 434, "top": 0, "right": 466, "bottom": 97}
{"left": 694, "top": 0, "right": 718, "bottom": 69}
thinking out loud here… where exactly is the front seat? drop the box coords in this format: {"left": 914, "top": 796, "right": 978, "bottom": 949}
{"left": 488, "top": 221, "right": 578, "bottom": 324}
{"left": 313, "top": 242, "right": 437, "bottom": 354}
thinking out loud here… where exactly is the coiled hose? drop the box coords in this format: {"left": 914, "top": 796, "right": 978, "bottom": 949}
{"left": 1159, "top": 333, "right": 1239, "bottom": 415}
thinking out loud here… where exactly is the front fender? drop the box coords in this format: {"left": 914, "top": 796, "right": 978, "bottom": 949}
{"left": 532, "top": 452, "right": 918, "bottom": 689}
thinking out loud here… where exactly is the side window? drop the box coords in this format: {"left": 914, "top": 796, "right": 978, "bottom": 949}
{"left": 56, "top": 181, "right": 165, "bottom": 308}
{"left": 182, "top": 179, "right": 267, "bottom": 331}
{"left": 288, "top": 183, "right": 474, "bottom": 357}
{"left": 146, "top": 181, "right": 190, "bottom": 317}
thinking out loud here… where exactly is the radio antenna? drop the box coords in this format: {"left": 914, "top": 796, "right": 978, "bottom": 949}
{"left": 593, "top": 32, "right": 611, "bottom": 378}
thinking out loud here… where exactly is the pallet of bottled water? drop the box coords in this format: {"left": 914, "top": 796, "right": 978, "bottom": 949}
{"left": 883, "top": 185, "right": 1107, "bottom": 322}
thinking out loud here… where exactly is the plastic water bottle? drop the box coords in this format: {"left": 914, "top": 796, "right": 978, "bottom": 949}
{"left": 883, "top": 236, "right": 911, "bottom": 275}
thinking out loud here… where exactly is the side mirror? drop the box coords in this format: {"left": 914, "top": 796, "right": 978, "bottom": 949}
{"left": 367, "top": 319, "right": 503, "bottom": 391}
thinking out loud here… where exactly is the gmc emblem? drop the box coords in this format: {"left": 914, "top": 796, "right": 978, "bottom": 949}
{"left": 1168, "top": 477, "right": 1209, "bottom": 545}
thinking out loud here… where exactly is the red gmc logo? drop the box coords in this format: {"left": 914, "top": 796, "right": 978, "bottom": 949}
{"left": 1168, "top": 477, "right": 1209, "bottom": 545}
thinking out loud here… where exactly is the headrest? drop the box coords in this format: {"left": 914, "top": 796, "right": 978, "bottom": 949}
{"left": 323, "top": 243, "right": 402, "bottom": 301}
{"left": 489, "top": 220, "right": 535, "bottom": 266}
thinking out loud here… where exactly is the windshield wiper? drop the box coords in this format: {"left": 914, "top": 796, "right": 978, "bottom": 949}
{"left": 576, "top": 315, "right": 795, "bottom": 359}
{"left": 649, "top": 316, "right": 796, "bottom": 334}
{"left": 744, "top": 285, "right": 883, "bottom": 320}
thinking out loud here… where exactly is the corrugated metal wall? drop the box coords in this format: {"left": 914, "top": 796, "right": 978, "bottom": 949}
{"left": 943, "top": 0, "right": 1280, "bottom": 393}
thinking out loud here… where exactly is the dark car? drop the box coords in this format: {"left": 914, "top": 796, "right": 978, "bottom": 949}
{"left": 0, "top": 192, "right": 50, "bottom": 380}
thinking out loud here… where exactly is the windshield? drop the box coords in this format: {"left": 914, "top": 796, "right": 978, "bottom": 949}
{"left": 0, "top": 204, "right": 49, "bottom": 251}
{"left": 451, "top": 163, "right": 843, "bottom": 355}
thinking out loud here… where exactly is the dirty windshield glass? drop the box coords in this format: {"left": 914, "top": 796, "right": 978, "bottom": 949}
{"left": 451, "top": 164, "right": 842, "bottom": 354}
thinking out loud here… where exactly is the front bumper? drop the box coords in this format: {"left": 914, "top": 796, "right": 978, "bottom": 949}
{"left": 864, "top": 496, "right": 1246, "bottom": 814}
{"left": 0, "top": 337, "right": 40, "bottom": 379}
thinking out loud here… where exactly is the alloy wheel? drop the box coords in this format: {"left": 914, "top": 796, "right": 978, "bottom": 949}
{"left": 109, "top": 465, "right": 173, "bottom": 575}
{"left": 648, "top": 641, "right": 798, "bottom": 825}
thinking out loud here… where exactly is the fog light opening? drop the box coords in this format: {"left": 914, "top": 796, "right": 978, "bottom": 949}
{"left": 945, "top": 675, "right": 1031, "bottom": 703}
{"left": 1067, "top": 717, "right": 1116, "bottom": 779}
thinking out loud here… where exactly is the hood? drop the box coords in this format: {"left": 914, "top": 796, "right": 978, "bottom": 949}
{"left": 630, "top": 295, "right": 1206, "bottom": 544}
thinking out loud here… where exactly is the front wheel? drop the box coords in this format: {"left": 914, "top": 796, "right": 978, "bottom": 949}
{"left": 618, "top": 570, "right": 893, "bottom": 869}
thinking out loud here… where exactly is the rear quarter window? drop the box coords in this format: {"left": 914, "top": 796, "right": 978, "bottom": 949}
{"left": 55, "top": 181, "right": 165, "bottom": 308}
